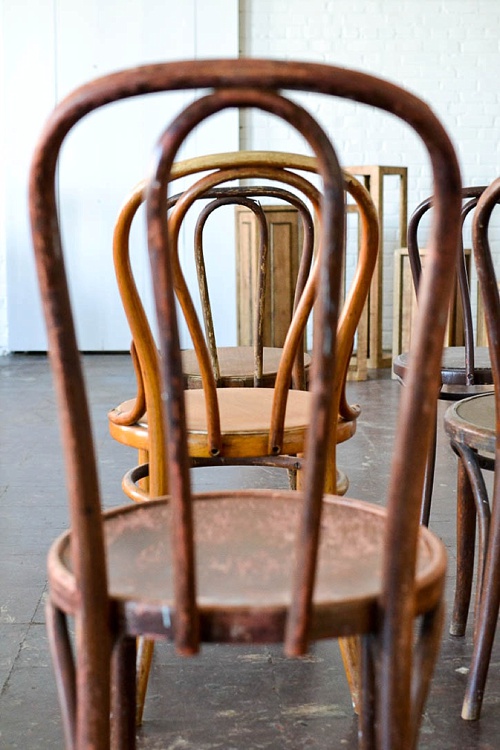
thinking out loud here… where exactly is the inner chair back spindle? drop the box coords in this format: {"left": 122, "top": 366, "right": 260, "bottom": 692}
{"left": 146, "top": 84, "right": 347, "bottom": 654}
{"left": 189, "top": 184, "right": 314, "bottom": 388}
{"left": 193, "top": 192, "right": 271, "bottom": 388}
{"left": 164, "top": 163, "right": 322, "bottom": 458}
{"left": 406, "top": 186, "right": 490, "bottom": 389}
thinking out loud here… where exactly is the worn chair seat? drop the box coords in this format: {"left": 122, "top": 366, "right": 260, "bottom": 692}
{"left": 182, "top": 346, "right": 312, "bottom": 388}
{"left": 48, "top": 490, "right": 446, "bottom": 642}
{"left": 109, "top": 388, "right": 359, "bottom": 458}
{"left": 393, "top": 347, "right": 492, "bottom": 397}
{"left": 444, "top": 392, "right": 495, "bottom": 453}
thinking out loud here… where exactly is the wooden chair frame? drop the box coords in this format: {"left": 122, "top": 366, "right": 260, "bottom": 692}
{"left": 393, "top": 186, "right": 494, "bottom": 525}
{"left": 443, "top": 177, "right": 500, "bottom": 720}
{"left": 30, "top": 59, "right": 461, "bottom": 749}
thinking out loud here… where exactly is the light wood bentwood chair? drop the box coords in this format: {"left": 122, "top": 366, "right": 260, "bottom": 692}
{"left": 31, "top": 59, "right": 460, "bottom": 749}
{"left": 108, "top": 152, "right": 373, "bottom": 503}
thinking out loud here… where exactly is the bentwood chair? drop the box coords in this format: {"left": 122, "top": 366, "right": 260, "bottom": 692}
{"left": 183, "top": 183, "right": 313, "bottom": 389}
{"left": 31, "top": 59, "right": 460, "bottom": 750}
{"left": 110, "top": 156, "right": 379, "bottom": 722}
{"left": 108, "top": 152, "right": 370, "bottom": 501}
{"left": 108, "top": 157, "right": 316, "bottom": 499}
{"left": 115, "top": 159, "right": 317, "bottom": 393}
{"left": 443, "top": 177, "right": 500, "bottom": 721}
{"left": 393, "top": 187, "right": 494, "bottom": 525}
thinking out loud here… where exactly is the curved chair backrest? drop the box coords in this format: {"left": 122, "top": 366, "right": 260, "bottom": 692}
{"left": 112, "top": 152, "right": 377, "bottom": 482}
{"left": 111, "top": 173, "right": 315, "bottom": 420}
{"left": 408, "top": 186, "right": 487, "bottom": 383}
{"left": 179, "top": 183, "right": 314, "bottom": 389}
{"left": 472, "top": 178, "right": 500, "bottom": 503}
{"left": 29, "top": 58, "right": 461, "bottom": 721}
{"left": 166, "top": 161, "right": 377, "bottom": 457}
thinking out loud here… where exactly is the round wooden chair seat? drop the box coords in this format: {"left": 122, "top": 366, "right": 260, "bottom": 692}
{"left": 182, "top": 346, "right": 312, "bottom": 389}
{"left": 394, "top": 346, "right": 492, "bottom": 384}
{"left": 109, "top": 388, "right": 358, "bottom": 456}
{"left": 393, "top": 346, "right": 492, "bottom": 395}
{"left": 48, "top": 490, "right": 446, "bottom": 644}
{"left": 443, "top": 391, "right": 495, "bottom": 457}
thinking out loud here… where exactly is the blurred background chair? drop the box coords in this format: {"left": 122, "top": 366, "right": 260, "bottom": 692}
{"left": 184, "top": 184, "right": 311, "bottom": 389}
{"left": 393, "top": 187, "right": 494, "bottom": 525}
{"left": 443, "top": 176, "right": 500, "bottom": 721}
{"left": 30, "top": 59, "right": 460, "bottom": 749}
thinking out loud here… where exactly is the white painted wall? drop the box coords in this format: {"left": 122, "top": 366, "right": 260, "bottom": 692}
{"left": 2, "top": 1, "right": 500, "bottom": 352}
{"left": 240, "top": 0, "right": 500, "bottom": 350}
{"left": 1, "top": 0, "right": 238, "bottom": 351}
{"left": 0, "top": 7, "right": 6, "bottom": 354}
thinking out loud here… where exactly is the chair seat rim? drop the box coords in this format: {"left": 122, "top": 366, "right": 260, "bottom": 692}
{"left": 47, "top": 490, "right": 447, "bottom": 643}
{"left": 393, "top": 347, "right": 493, "bottom": 387}
{"left": 443, "top": 391, "right": 496, "bottom": 455}
{"left": 182, "top": 345, "right": 312, "bottom": 388}
{"left": 109, "top": 390, "right": 358, "bottom": 454}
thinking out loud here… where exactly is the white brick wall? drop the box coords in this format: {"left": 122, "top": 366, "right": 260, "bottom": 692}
{"left": 240, "top": 0, "right": 500, "bottom": 351}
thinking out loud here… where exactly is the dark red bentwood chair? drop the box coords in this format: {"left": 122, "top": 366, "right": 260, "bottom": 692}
{"left": 442, "top": 177, "right": 500, "bottom": 720}
{"left": 30, "top": 59, "right": 460, "bottom": 749}
{"left": 393, "top": 187, "right": 493, "bottom": 526}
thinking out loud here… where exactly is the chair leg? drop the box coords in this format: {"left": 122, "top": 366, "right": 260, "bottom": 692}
{"left": 295, "top": 458, "right": 348, "bottom": 495}
{"left": 462, "top": 550, "right": 500, "bottom": 719}
{"left": 135, "top": 637, "right": 155, "bottom": 726}
{"left": 410, "top": 599, "right": 445, "bottom": 745}
{"left": 359, "top": 608, "right": 444, "bottom": 750}
{"left": 138, "top": 448, "right": 150, "bottom": 494}
{"left": 358, "top": 634, "right": 376, "bottom": 750}
{"left": 45, "top": 599, "right": 76, "bottom": 750}
{"left": 450, "top": 441, "right": 491, "bottom": 638}
{"left": 316, "top": 442, "right": 362, "bottom": 716}
{"left": 339, "top": 637, "right": 361, "bottom": 715}
{"left": 420, "top": 406, "right": 437, "bottom": 527}
{"left": 332, "top": 467, "right": 350, "bottom": 496}
{"left": 134, "top": 445, "right": 154, "bottom": 726}
{"left": 378, "top": 610, "right": 420, "bottom": 750}
{"left": 111, "top": 636, "right": 137, "bottom": 750}
{"left": 462, "top": 475, "right": 500, "bottom": 721}
{"left": 450, "top": 457, "right": 477, "bottom": 636}
{"left": 74, "top": 615, "right": 112, "bottom": 750}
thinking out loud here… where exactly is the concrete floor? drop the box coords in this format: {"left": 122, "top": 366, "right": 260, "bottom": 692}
{"left": 1, "top": 353, "right": 499, "bottom": 749}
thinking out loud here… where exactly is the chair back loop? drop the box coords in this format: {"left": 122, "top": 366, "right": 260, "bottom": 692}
{"left": 146, "top": 85, "right": 345, "bottom": 654}
{"left": 29, "top": 58, "right": 461, "bottom": 670}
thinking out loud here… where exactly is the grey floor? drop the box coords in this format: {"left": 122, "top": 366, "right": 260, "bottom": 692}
{"left": 1, "top": 353, "right": 499, "bottom": 749}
